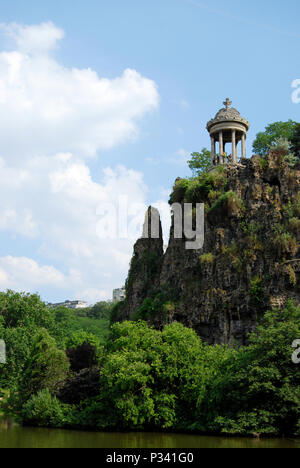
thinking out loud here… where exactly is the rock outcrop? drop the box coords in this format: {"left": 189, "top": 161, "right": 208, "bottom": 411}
{"left": 118, "top": 153, "right": 300, "bottom": 345}
{"left": 113, "top": 207, "right": 164, "bottom": 323}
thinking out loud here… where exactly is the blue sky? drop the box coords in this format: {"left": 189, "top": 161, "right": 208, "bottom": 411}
{"left": 0, "top": 0, "right": 299, "bottom": 304}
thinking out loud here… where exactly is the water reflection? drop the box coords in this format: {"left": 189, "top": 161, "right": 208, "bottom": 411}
{"left": 0, "top": 419, "right": 298, "bottom": 449}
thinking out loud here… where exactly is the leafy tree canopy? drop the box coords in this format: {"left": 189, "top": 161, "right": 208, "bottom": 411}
{"left": 188, "top": 148, "right": 211, "bottom": 177}
{"left": 0, "top": 290, "right": 54, "bottom": 330}
{"left": 252, "top": 120, "right": 298, "bottom": 156}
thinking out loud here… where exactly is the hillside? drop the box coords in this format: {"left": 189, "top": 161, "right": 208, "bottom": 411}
{"left": 114, "top": 152, "right": 300, "bottom": 345}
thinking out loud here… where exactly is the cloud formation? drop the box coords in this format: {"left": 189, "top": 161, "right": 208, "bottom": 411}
{"left": 0, "top": 22, "right": 159, "bottom": 160}
{"left": 0, "top": 22, "right": 165, "bottom": 304}
{"left": 0, "top": 153, "right": 158, "bottom": 303}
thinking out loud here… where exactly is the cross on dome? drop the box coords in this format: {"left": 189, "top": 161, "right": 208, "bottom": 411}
{"left": 223, "top": 98, "right": 232, "bottom": 110}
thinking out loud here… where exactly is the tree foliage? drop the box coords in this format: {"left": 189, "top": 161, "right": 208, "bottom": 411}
{"left": 199, "top": 301, "right": 300, "bottom": 435}
{"left": 19, "top": 329, "right": 70, "bottom": 405}
{"left": 188, "top": 149, "right": 211, "bottom": 176}
{"left": 252, "top": 120, "right": 298, "bottom": 157}
{"left": 1, "top": 289, "right": 300, "bottom": 437}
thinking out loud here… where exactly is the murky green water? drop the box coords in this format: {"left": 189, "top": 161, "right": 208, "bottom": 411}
{"left": 0, "top": 419, "right": 299, "bottom": 448}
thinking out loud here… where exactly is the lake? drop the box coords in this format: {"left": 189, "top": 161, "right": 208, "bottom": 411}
{"left": 0, "top": 419, "right": 299, "bottom": 449}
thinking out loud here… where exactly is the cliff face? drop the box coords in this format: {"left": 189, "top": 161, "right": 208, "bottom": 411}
{"left": 119, "top": 153, "right": 300, "bottom": 345}
{"left": 113, "top": 207, "right": 164, "bottom": 323}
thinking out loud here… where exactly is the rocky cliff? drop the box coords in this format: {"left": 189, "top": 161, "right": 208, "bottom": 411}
{"left": 115, "top": 152, "right": 300, "bottom": 345}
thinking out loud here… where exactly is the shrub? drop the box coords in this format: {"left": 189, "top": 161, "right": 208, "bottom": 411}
{"left": 169, "top": 167, "right": 227, "bottom": 205}
{"left": 200, "top": 253, "right": 215, "bottom": 265}
{"left": 283, "top": 200, "right": 295, "bottom": 218}
{"left": 259, "top": 157, "right": 268, "bottom": 170}
{"left": 169, "top": 178, "right": 189, "bottom": 204}
{"left": 210, "top": 191, "right": 244, "bottom": 216}
{"left": 293, "top": 193, "right": 300, "bottom": 217}
{"left": 222, "top": 242, "right": 243, "bottom": 272}
{"left": 21, "top": 389, "right": 72, "bottom": 428}
{"left": 134, "top": 286, "right": 179, "bottom": 322}
{"left": 241, "top": 221, "right": 262, "bottom": 236}
{"left": 288, "top": 217, "right": 300, "bottom": 235}
{"left": 273, "top": 232, "right": 298, "bottom": 256}
{"left": 288, "top": 265, "right": 297, "bottom": 287}
{"left": 250, "top": 276, "right": 264, "bottom": 308}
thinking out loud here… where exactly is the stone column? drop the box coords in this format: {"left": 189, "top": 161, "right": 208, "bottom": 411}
{"left": 241, "top": 133, "right": 246, "bottom": 159}
{"left": 219, "top": 131, "right": 224, "bottom": 163}
{"left": 211, "top": 136, "right": 215, "bottom": 165}
{"left": 232, "top": 129, "right": 236, "bottom": 163}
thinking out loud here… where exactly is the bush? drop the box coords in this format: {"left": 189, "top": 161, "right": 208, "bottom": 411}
{"left": 169, "top": 167, "right": 227, "bottom": 205}
{"left": 210, "top": 191, "right": 244, "bottom": 215}
{"left": 222, "top": 242, "right": 243, "bottom": 272}
{"left": 289, "top": 218, "right": 300, "bottom": 235}
{"left": 292, "top": 193, "right": 300, "bottom": 218}
{"left": 21, "top": 389, "right": 72, "bottom": 428}
{"left": 250, "top": 276, "right": 264, "bottom": 308}
{"left": 288, "top": 265, "right": 297, "bottom": 287}
{"left": 200, "top": 253, "right": 215, "bottom": 265}
{"left": 273, "top": 232, "right": 298, "bottom": 257}
{"left": 134, "top": 286, "right": 178, "bottom": 322}
{"left": 169, "top": 179, "right": 189, "bottom": 204}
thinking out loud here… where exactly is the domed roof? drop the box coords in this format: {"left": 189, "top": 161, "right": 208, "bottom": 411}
{"left": 207, "top": 99, "right": 250, "bottom": 132}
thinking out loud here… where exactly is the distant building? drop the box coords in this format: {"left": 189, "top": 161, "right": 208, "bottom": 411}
{"left": 113, "top": 288, "right": 125, "bottom": 303}
{"left": 48, "top": 300, "right": 88, "bottom": 310}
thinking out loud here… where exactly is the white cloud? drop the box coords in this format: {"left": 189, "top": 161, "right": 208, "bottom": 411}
{"left": 0, "top": 154, "right": 154, "bottom": 302}
{"left": 0, "top": 22, "right": 159, "bottom": 160}
{"left": 0, "top": 255, "right": 79, "bottom": 291}
{"left": 0, "top": 22, "right": 164, "bottom": 304}
{"left": 0, "top": 22, "right": 65, "bottom": 54}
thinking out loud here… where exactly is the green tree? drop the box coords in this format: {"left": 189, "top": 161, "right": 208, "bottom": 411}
{"left": 270, "top": 137, "right": 298, "bottom": 167}
{"left": 98, "top": 321, "right": 207, "bottom": 430}
{"left": 89, "top": 301, "right": 113, "bottom": 320}
{"left": 188, "top": 148, "right": 211, "bottom": 176}
{"left": 0, "top": 326, "right": 32, "bottom": 390}
{"left": 252, "top": 120, "right": 298, "bottom": 156}
{"left": 50, "top": 306, "right": 77, "bottom": 347}
{"left": 66, "top": 330, "right": 99, "bottom": 350}
{"left": 200, "top": 301, "right": 300, "bottom": 436}
{"left": 19, "top": 329, "right": 70, "bottom": 405}
{"left": 0, "top": 290, "right": 54, "bottom": 330}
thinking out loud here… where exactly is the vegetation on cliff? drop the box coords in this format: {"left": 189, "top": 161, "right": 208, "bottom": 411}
{"left": 119, "top": 133, "right": 300, "bottom": 346}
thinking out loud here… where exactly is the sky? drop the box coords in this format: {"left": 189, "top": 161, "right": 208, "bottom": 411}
{"left": 0, "top": 0, "right": 299, "bottom": 304}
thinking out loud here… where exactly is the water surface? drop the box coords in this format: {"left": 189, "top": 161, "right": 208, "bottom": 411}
{"left": 0, "top": 419, "right": 298, "bottom": 448}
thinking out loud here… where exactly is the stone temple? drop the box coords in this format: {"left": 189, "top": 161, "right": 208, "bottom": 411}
{"left": 207, "top": 99, "right": 250, "bottom": 166}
